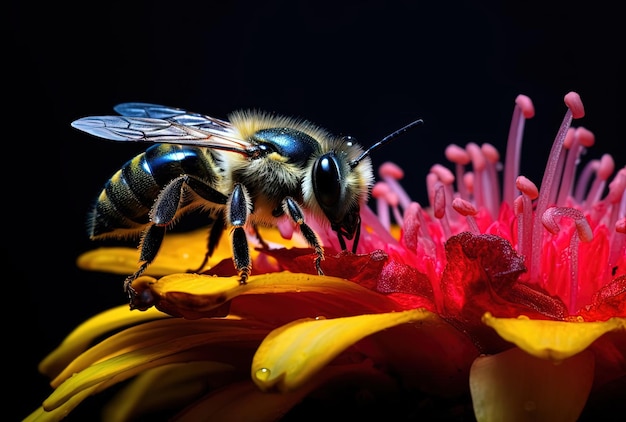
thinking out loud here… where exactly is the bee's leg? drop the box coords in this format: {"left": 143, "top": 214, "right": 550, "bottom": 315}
{"left": 156, "top": 175, "right": 228, "bottom": 273}
{"left": 125, "top": 175, "right": 197, "bottom": 305}
{"left": 128, "top": 175, "right": 227, "bottom": 308}
{"left": 283, "top": 197, "right": 325, "bottom": 275}
{"left": 228, "top": 183, "right": 252, "bottom": 284}
{"left": 184, "top": 176, "right": 228, "bottom": 272}
{"left": 191, "top": 212, "right": 225, "bottom": 273}
{"left": 126, "top": 224, "right": 166, "bottom": 309}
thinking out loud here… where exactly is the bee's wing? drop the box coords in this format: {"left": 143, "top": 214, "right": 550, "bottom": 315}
{"left": 113, "top": 102, "right": 232, "bottom": 131}
{"left": 71, "top": 103, "right": 253, "bottom": 154}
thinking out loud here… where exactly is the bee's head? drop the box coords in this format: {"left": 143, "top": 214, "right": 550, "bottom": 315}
{"left": 308, "top": 119, "right": 423, "bottom": 252}
{"left": 311, "top": 143, "right": 370, "bottom": 251}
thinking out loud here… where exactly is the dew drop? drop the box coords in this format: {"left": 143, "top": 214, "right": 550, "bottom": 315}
{"left": 255, "top": 367, "right": 271, "bottom": 381}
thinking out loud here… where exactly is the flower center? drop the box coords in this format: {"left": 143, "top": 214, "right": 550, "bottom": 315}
{"left": 367, "top": 92, "right": 625, "bottom": 314}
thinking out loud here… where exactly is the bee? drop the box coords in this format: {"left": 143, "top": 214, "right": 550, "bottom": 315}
{"left": 72, "top": 103, "right": 421, "bottom": 309}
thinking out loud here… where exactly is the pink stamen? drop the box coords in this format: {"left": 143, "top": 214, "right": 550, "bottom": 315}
{"left": 426, "top": 172, "right": 439, "bottom": 210}
{"left": 555, "top": 128, "right": 578, "bottom": 205}
{"left": 402, "top": 202, "right": 421, "bottom": 251}
{"left": 433, "top": 182, "right": 452, "bottom": 239}
{"left": 574, "top": 159, "right": 600, "bottom": 204}
{"left": 385, "top": 191, "right": 404, "bottom": 229}
{"left": 430, "top": 163, "right": 455, "bottom": 185}
{"left": 401, "top": 201, "right": 436, "bottom": 259}
{"left": 445, "top": 144, "right": 471, "bottom": 200}
{"left": 515, "top": 176, "right": 539, "bottom": 260}
{"left": 503, "top": 94, "right": 534, "bottom": 207}
{"left": 606, "top": 169, "right": 626, "bottom": 266}
{"left": 379, "top": 162, "right": 412, "bottom": 209}
{"left": 360, "top": 205, "right": 400, "bottom": 247}
{"left": 564, "top": 92, "right": 585, "bottom": 119}
{"left": 541, "top": 206, "right": 593, "bottom": 313}
{"left": 372, "top": 182, "right": 391, "bottom": 230}
{"left": 613, "top": 218, "right": 626, "bottom": 271}
{"left": 530, "top": 92, "right": 583, "bottom": 284}
{"left": 463, "top": 172, "right": 474, "bottom": 196}
{"left": 541, "top": 207, "right": 593, "bottom": 242}
{"left": 466, "top": 142, "right": 486, "bottom": 211}
{"left": 429, "top": 165, "right": 456, "bottom": 222}
{"left": 452, "top": 198, "right": 480, "bottom": 234}
{"left": 585, "top": 154, "right": 615, "bottom": 206}
{"left": 481, "top": 142, "right": 501, "bottom": 219}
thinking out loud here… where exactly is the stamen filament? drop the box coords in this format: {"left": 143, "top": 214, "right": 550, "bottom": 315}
{"left": 585, "top": 154, "right": 614, "bottom": 207}
{"left": 445, "top": 144, "right": 471, "bottom": 200}
{"left": 541, "top": 206, "right": 593, "bottom": 313}
{"left": 379, "top": 162, "right": 412, "bottom": 210}
{"left": 372, "top": 182, "right": 391, "bottom": 230}
{"left": 530, "top": 92, "right": 583, "bottom": 284}
{"left": 481, "top": 142, "right": 501, "bottom": 220}
{"left": 515, "top": 176, "right": 539, "bottom": 262}
{"left": 503, "top": 95, "right": 534, "bottom": 207}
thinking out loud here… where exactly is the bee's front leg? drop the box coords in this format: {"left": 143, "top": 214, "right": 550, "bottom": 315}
{"left": 228, "top": 183, "right": 252, "bottom": 284}
{"left": 283, "top": 197, "right": 325, "bottom": 275}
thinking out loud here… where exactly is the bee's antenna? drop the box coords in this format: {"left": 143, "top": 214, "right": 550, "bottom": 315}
{"left": 350, "top": 119, "right": 423, "bottom": 168}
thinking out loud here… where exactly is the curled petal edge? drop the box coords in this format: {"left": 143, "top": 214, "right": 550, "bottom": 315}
{"left": 482, "top": 312, "right": 626, "bottom": 362}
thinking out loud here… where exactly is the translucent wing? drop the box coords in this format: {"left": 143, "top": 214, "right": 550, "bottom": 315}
{"left": 71, "top": 103, "right": 254, "bottom": 155}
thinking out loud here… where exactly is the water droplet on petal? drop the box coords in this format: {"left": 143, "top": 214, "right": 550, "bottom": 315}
{"left": 255, "top": 367, "right": 271, "bottom": 381}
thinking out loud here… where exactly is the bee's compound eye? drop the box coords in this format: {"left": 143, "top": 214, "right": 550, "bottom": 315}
{"left": 312, "top": 153, "right": 342, "bottom": 208}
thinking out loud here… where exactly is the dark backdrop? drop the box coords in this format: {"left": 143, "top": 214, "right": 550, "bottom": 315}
{"left": 7, "top": 1, "right": 624, "bottom": 420}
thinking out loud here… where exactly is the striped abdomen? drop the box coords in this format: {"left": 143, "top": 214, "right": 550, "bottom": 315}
{"left": 89, "top": 144, "right": 221, "bottom": 239}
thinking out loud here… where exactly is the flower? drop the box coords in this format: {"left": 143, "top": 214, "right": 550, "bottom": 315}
{"left": 27, "top": 92, "right": 625, "bottom": 421}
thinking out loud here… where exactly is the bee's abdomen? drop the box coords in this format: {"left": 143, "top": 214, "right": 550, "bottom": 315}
{"left": 89, "top": 144, "right": 218, "bottom": 239}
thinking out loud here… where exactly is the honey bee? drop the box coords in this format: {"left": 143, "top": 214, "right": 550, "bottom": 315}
{"left": 72, "top": 103, "right": 421, "bottom": 309}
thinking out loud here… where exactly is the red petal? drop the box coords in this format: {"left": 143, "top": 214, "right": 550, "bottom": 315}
{"left": 579, "top": 275, "right": 626, "bottom": 320}
{"left": 440, "top": 232, "right": 568, "bottom": 352}
{"left": 377, "top": 260, "right": 435, "bottom": 304}
{"left": 260, "top": 247, "right": 388, "bottom": 287}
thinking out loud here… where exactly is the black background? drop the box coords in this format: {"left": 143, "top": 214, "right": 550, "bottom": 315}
{"left": 7, "top": 0, "right": 624, "bottom": 420}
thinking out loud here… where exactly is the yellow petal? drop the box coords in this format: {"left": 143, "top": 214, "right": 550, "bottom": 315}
{"left": 25, "top": 386, "right": 98, "bottom": 422}
{"left": 141, "top": 272, "right": 403, "bottom": 318}
{"left": 482, "top": 312, "right": 626, "bottom": 361}
{"left": 176, "top": 362, "right": 395, "bottom": 422}
{"left": 102, "top": 361, "right": 236, "bottom": 422}
{"left": 39, "top": 305, "right": 170, "bottom": 378}
{"left": 251, "top": 308, "right": 434, "bottom": 392}
{"left": 77, "top": 226, "right": 302, "bottom": 275}
{"left": 50, "top": 318, "right": 269, "bottom": 387}
{"left": 174, "top": 380, "right": 314, "bottom": 422}
{"left": 470, "top": 347, "right": 595, "bottom": 422}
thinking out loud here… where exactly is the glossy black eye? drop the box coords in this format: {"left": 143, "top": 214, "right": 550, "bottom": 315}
{"left": 312, "top": 152, "right": 342, "bottom": 208}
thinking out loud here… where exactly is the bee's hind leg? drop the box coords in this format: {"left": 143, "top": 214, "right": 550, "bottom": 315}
{"left": 283, "top": 197, "right": 325, "bottom": 275}
{"left": 190, "top": 213, "right": 225, "bottom": 273}
{"left": 126, "top": 224, "right": 166, "bottom": 310}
